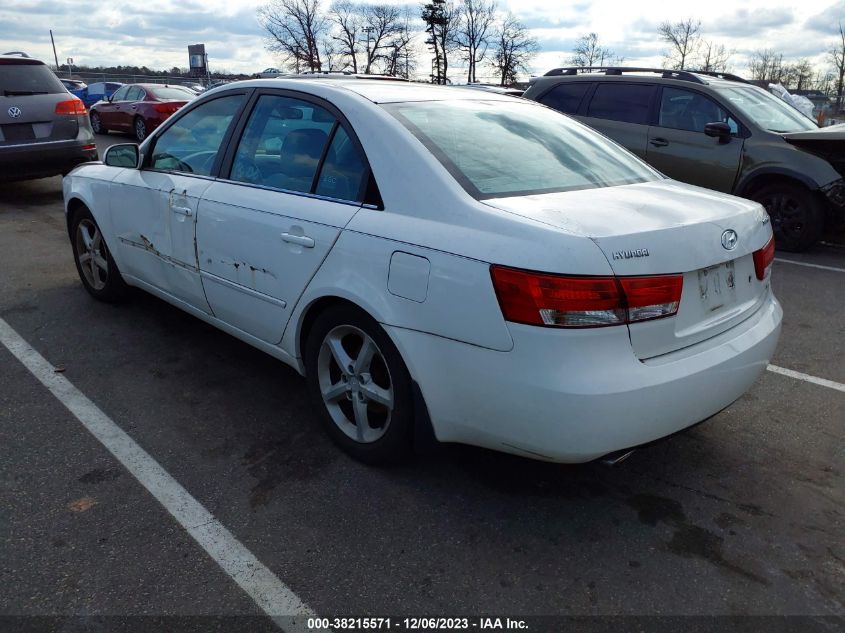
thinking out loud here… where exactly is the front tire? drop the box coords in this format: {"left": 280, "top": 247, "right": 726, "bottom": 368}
{"left": 134, "top": 116, "right": 147, "bottom": 142}
{"left": 751, "top": 183, "right": 825, "bottom": 252}
{"left": 70, "top": 206, "right": 127, "bottom": 302}
{"left": 305, "top": 304, "right": 414, "bottom": 464}
{"left": 90, "top": 111, "right": 106, "bottom": 134}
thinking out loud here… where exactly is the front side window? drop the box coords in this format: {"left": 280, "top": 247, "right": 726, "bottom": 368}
{"left": 719, "top": 85, "right": 817, "bottom": 133}
{"left": 587, "top": 83, "right": 654, "bottom": 125}
{"left": 110, "top": 86, "right": 129, "bottom": 101}
{"left": 150, "top": 94, "right": 244, "bottom": 175}
{"left": 385, "top": 99, "right": 659, "bottom": 199}
{"left": 538, "top": 82, "right": 591, "bottom": 114}
{"left": 659, "top": 87, "right": 739, "bottom": 134}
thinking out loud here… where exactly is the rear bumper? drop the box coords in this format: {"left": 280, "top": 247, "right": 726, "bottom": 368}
{"left": 0, "top": 139, "right": 98, "bottom": 182}
{"left": 388, "top": 290, "right": 782, "bottom": 463}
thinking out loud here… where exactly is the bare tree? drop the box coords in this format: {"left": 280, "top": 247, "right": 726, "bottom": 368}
{"left": 792, "top": 59, "right": 814, "bottom": 91}
{"left": 696, "top": 41, "right": 731, "bottom": 72}
{"left": 658, "top": 18, "right": 701, "bottom": 70}
{"left": 830, "top": 22, "right": 845, "bottom": 111}
{"left": 259, "top": 0, "right": 327, "bottom": 72}
{"left": 569, "top": 32, "right": 614, "bottom": 67}
{"left": 422, "top": 0, "right": 459, "bottom": 84}
{"left": 361, "top": 4, "right": 404, "bottom": 74}
{"left": 491, "top": 13, "right": 538, "bottom": 86}
{"left": 383, "top": 8, "right": 418, "bottom": 78}
{"left": 328, "top": 1, "right": 361, "bottom": 72}
{"left": 455, "top": 0, "right": 496, "bottom": 83}
{"left": 748, "top": 49, "right": 785, "bottom": 83}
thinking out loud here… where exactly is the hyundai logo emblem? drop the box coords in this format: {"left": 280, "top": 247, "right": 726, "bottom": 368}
{"left": 7, "top": 106, "right": 22, "bottom": 119}
{"left": 721, "top": 229, "right": 738, "bottom": 250}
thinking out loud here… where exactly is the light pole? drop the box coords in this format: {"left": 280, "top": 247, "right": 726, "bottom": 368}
{"left": 361, "top": 26, "right": 374, "bottom": 74}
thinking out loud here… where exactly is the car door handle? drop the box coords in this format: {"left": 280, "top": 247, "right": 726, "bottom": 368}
{"left": 650, "top": 138, "right": 669, "bottom": 147}
{"left": 281, "top": 232, "right": 315, "bottom": 248}
{"left": 171, "top": 204, "right": 193, "bottom": 216}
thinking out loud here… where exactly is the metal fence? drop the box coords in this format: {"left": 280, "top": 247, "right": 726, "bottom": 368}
{"left": 57, "top": 72, "right": 208, "bottom": 87}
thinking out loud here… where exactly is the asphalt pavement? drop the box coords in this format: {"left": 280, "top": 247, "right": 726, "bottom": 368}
{"left": 0, "top": 133, "right": 843, "bottom": 631}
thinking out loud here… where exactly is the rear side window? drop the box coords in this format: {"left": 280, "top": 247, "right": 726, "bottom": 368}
{"left": 0, "top": 62, "right": 65, "bottom": 95}
{"left": 538, "top": 83, "right": 590, "bottom": 114}
{"left": 587, "top": 84, "right": 654, "bottom": 125}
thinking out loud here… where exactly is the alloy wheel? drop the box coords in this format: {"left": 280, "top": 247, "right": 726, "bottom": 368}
{"left": 135, "top": 118, "right": 146, "bottom": 141}
{"left": 317, "top": 325, "right": 394, "bottom": 443}
{"left": 75, "top": 219, "right": 108, "bottom": 290}
{"left": 761, "top": 192, "right": 806, "bottom": 243}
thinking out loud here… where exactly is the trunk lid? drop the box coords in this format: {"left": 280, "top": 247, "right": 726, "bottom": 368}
{"left": 484, "top": 180, "right": 774, "bottom": 359}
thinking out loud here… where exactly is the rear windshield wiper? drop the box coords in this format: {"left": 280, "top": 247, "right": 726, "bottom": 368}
{"left": 3, "top": 90, "right": 49, "bottom": 96}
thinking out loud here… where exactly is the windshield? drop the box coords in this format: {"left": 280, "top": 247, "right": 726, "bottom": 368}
{"left": 384, "top": 100, "right": 659, "bottom": 199}
{"left": 152, "top": 86, "right": 195, "bottom": 100}
{"left": 719, "top": 86, "right": 816, "bottom": 133}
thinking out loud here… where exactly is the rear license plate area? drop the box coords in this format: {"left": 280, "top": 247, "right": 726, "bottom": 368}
{"left": 1, "top": 123, "right": 35, "bottom": 142}
{"left": 698, "top": 260, "right": 736, "bottom": 313}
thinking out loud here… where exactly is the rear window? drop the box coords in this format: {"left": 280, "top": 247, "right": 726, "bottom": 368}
{"left": 0, "top": 62, "right": 65, "bottom": 95}
{"left": 385, "top": 99, "right": 659, "bottom": 199}
{"left": 586, "top": 83, "right": 654, "bottom": 125}
{"left": 538, "top": 82, "right": 591, "bottom": 114}
{"left": 150, "top": 86, "right": 195, "bottom": 100}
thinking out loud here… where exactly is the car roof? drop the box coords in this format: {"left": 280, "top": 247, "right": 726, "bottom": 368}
{"left": 216, "top": 78, "right": 519, "bottom": 104}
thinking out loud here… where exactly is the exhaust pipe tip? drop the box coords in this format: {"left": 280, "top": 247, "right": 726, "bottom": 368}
{"left": 600, "top": 449, "right": 636, "bottom": 466}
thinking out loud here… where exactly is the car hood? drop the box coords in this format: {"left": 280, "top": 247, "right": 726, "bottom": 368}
{"left": 781, "top": 124, "right": 844, "bottom": 168}
{"left": 781, "top": 123, "right": 845, "bottom": 142}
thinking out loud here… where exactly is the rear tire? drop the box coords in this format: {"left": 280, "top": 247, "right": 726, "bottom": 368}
{"left": 304, "top": 304, "right": 414, "bottom": 464}
{"left": 70, "top": 206, "right": 127, "bottom": 302}
{"left": 134, "top": 116, "right": 147, "bottom": 142}
{"left": 751, "top": 183, "right": 824, "bottom": 252}
{"left": 90, "top": 111, "right": 106, "bottom": 134}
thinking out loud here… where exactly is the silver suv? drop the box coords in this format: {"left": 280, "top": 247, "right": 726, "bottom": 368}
{"left": 0, "top": 53, "right": 97, "bottom": 182}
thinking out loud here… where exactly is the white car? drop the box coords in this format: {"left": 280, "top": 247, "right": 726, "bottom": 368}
{"left": 63, "top": 79, "right": 782, "bottom": 464}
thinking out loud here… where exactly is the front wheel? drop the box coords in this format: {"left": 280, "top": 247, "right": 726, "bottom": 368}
{"left": 70, "top": 206, "right": 127, "bottom": 302}
{"left": 751, "top": 183, "right": 825, "bottom": 252}
{"left": 134, "top": 116, "right": 147, "bottom": 142}
{"left": 90, "top": 111, "right": 106, "bottom": 134}
{"left": 305, "top": 304, "right": 414, "bottom": 464}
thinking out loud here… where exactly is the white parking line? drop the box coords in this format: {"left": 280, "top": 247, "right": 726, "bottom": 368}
{"left": 0, "top": 317, "right": 314, "bottom": 630}
{"left": 774, "top": 258, "right": 845, "bottom": 274}
{"left": 767, "top": 364, "right": 845, "bottom": 393}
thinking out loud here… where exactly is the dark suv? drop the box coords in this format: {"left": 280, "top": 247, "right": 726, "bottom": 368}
{"left": 524, "top": 67, "right": 845, "bottom": 251}
{"left": 0, "top": 53, "right": 98, "bottom": 182}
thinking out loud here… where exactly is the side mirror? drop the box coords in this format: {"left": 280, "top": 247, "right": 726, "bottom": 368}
{"left": 104, "top": 143, "right": 139, "bottom": 168}
{"left": 704, "top": 121, "right": 732, "bottom": 143}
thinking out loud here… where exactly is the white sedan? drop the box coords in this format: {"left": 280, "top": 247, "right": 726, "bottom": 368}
{"left": 63, "top": 79, "right": 782, "bottom": 464}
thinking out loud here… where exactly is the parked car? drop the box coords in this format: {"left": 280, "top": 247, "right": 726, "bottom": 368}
{"left": 60, "top": 78, "right": 87, "bottom": 99}
{"left": 63, "top": 79, "right": 781, "bottom": 464}
{"left": 89, "top": 83, "right": 195, "bottom": 141}
{"left": 524, "top": 67, "right": 845, "bottom": 251}
{"left": 80, "top": 81, "right": 124, "bottom": 108}
{"left": 0, "top": 53, "right": 97, "bottom": 182}
{"left": 256, "top": 68, "right": 282, "bottom": 78}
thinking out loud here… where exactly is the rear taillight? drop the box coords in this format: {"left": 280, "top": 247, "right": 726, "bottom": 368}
{"left": 490, "top": 266, "right": 683, "bottom": 328}
{"left": 753, "top": 236, "right": 775, "bottom": 280}
{"left": 154, "top": 103, "right": 180, "bottom": 114}
{"left": 55, "top": 98, "right": 87, "bottom": 115}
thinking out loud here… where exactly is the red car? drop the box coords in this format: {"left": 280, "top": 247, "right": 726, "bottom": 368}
{"left": 89, "top": 83, "right": 195, "bottom": 141}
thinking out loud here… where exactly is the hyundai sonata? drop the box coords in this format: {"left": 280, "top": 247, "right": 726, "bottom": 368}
{"left": 63, "top": 79, "right": 781, "bottom": 464}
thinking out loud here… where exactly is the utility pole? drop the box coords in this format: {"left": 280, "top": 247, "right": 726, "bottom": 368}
{"left": 49, "top": 30, "right": 59, "bottom": 71}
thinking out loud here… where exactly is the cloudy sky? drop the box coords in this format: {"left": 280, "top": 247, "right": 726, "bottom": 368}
{"left": 0, "top": 0, "right": 842, "bottom": 80}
